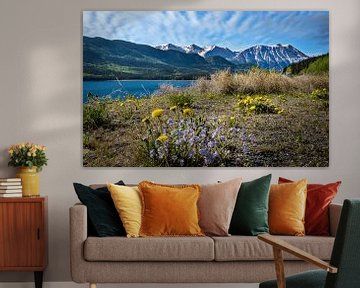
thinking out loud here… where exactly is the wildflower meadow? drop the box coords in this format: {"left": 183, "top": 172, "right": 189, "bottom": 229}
{"left": 83, "top": 69, "right": 329, "bottom": 167}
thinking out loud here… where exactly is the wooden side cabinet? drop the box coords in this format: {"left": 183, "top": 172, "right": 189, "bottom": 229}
{"left": 0, "top": 197, "right": 47, "bottom": 288}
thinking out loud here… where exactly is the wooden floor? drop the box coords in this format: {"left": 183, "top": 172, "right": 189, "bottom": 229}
{"left": 0, "top": 283, "right": 259, "bottom": 288}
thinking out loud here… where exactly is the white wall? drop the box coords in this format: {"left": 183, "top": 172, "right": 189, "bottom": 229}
{"left": 0, "top": 0, "right": 359, "bottom": 283}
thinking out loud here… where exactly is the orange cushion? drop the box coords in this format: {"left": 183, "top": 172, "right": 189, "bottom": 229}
{"left": 269, "top": 179, "right": 307, "bottom": 236}
{"left": 138, "top": 181, "right": 204, "bottom": 237}
{"left": 278, "top": 177, "right": 341, "bottom": 235}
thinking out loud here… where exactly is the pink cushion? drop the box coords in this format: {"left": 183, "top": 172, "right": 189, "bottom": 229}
{"left": 198, "top": 178, "right": 242, "bottom": 236}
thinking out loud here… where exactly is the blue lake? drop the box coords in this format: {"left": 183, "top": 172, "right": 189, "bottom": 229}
{"left": 83, "top": 80, "right": 194, "bottom": 102}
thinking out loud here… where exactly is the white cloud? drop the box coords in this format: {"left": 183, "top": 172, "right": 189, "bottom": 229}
{"left": 82, "top": 11, "right": 329, "bottom": 54}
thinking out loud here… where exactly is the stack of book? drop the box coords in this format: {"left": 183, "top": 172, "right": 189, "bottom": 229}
{"left": 0, "top": 178, "right": 22, "bottom": 197}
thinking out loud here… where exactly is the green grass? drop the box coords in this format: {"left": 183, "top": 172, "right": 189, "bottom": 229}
{"left": 167, "top": 92, "right": 194, "bottom": 108}
{"left": 83, "top": 98, "right": 109, "bottom": 130}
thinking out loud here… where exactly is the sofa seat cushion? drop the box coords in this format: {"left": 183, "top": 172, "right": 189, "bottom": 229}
{"left": 84, "top": 236, "right": 214, "bottom": 261}
{"left": 212, "top": 236, "right": 334, "bottom": 261}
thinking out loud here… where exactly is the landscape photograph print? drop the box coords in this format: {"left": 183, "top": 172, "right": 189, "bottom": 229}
{"left": 82, "top": 11, "right": 329, "bottom": 167}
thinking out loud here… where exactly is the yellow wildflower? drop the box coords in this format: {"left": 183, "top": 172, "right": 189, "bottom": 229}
{"left": 156, "top": 134, "right": 169, "bottom": 142}
{"left": 142, "top": 117, "right": 150, "bottom": 124}
{"left": 151, "top": 108, "right": 164, "bottom": 118}
{"left": 182, "top": 108, "right": 192, "bottom": 116}
{"left": 249, "top": 106, "right": 256, "bottom": 111}
{"left": 219, "top": 115, "right": 226, "bottom": 123}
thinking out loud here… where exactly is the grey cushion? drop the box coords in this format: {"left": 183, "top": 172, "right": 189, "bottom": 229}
{"left": 260, "top": 269, "right": 327, "bottom": 288}
{"left": 84, "top": 236, "right": 214, "bottom": 261}
{"left": 212, "top": 236, "right": 334, "bottom": 261}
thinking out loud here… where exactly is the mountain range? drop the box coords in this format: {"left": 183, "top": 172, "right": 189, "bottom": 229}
{"left": 83, "top": 36, "right": 311, "bottom": 80}
{"left": 156, "top": 43, "right": 309, "bottom": 70}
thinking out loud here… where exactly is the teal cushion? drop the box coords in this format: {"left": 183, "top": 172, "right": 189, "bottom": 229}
{"left": 260, "top": 269, "right": 327, "bottom": 288}
{"left": 229, "top": 174, "right": 271, "bottom": 235}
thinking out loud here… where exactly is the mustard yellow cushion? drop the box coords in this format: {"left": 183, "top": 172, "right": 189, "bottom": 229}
{"left": 138, "top": 181, "right": 204, "bottom": 237}
{"left": 107, "top": 183, "right": 142, "bottom": 238}
{"left": 269, "top": 179, "right": 307, "bottom": 236}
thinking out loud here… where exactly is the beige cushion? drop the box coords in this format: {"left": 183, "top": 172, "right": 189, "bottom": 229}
{"left": 89, "top": 184, "right": 106, "bottom": 189}
{"left": 198, "top": 178, "right": 242, "bottom": 236}
{"left": 212, "top": 235, "right": 334, "bottom": 261}
{"left": 84, "top": 236, "right": 214, "bottom": 261}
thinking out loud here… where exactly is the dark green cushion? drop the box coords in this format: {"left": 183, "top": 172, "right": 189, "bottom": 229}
{"left": 260, "top": 269, "right": 327, "bottom": 288}
{"left": 229, "top": 174, "right": 271, "bottom": 235}
{"left": 73, "top": 181, "right": 126, "bottom": 237}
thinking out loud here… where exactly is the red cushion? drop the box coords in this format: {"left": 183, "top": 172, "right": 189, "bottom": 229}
{"left": 278, "top": 177, "right": 341, "bottom": 236}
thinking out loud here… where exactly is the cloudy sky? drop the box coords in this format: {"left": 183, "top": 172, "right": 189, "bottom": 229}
{"left": 83, "top": 11, "right": 329, "bottom": 56}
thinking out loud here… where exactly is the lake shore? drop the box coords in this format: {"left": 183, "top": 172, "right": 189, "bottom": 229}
{"left": 83, "top": 79, "right": 194, "bottom": 102}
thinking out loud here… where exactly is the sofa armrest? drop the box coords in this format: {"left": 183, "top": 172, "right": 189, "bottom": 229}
{"left": 258, "top": 233, "right": 337, "bottom": 288}
{"left": 329, "top": 203, "right": 342, "bottom": 237}
{"left": 69, "top": 203, "right": 88, "bottom": 283}
{"left": 258, "top": 234, "right": 338, "bottom": 273}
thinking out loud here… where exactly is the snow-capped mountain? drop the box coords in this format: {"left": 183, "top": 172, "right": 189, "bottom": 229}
{"left": 155, "top": 43, "right": 309, "bottom": 70}
{"left": 199, "top": 45, "right": 236, "bottom": 60}
{"left": 155, "top": 43, "right": 185, "bottom": 53}
{"left": 233, "top": 44, "right": 309, "bottom": 70}
{"left": 158, "top": 43, "right": 236, "bottom": 59}
{"left": 183, "top": 44, "right": 203, "bottom": 54}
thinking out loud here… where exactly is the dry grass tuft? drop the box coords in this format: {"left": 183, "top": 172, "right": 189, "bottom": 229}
{"left": 293, "top": 75, "right": 329, "bottom": 93}
{"left": 191, "top": 68, "right": 328, "bottom": 95}
{"left": 233, "top": 68, "right": 294, "bottom": 94}
{"left": 209, "top": 70, "right": 235, "bottom": 94}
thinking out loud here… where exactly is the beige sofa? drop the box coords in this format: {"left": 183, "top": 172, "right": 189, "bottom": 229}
{"left": 70, "top": 203, "right": 342, "bottom": 287}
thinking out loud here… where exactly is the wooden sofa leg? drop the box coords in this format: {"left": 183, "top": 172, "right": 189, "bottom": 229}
{"left": 89, "top": 283, "right": 97, "bottom": 288}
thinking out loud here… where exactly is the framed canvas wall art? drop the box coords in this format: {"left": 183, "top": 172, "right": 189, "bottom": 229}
{"left": 82, "top": 11, "right": 329, "bottom": 167}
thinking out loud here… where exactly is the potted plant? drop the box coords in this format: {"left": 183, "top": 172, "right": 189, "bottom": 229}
{"left": 8, "top": 143, "right": 48, "bottom": 197}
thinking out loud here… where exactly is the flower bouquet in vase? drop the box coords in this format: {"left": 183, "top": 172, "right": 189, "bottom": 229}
{"left": 8, "top": 143, "right": 48, "bottom": 197}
